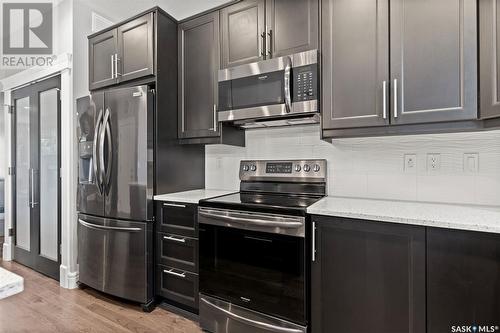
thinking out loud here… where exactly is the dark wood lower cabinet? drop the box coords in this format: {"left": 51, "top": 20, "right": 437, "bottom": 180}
{"left": 311, "top": 216, "right": 426, "bottom": 333}
{"left": 427, "top": 228, "right": 500, "bottom": 332}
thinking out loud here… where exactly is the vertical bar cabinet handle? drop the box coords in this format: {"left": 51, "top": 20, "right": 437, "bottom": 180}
{"left": 393, "top": 79, "right": 398, "bottom": 118}
{"left": 382, "top": 81, "right": 387, "bottom": 119}
{"left": 110, "top": 54, "right": 114, "bottom": 79}
{"left": 260, "top": 32, "right": 266, "bottom": 59}
{"left": 312, "top": 221, "right": 316, "bottom": 262}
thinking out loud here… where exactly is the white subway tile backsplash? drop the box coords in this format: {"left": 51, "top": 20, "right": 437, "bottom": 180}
{"left": 206, "top": 125, "right": 500, "bottom": 206}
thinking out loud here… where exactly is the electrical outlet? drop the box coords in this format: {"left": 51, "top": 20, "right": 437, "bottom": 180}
{"left": 404, "top": 154, "right": 417, "bottom": 172}
{"left": 463, "top": 153, "right": 479, "bottom": 173}
{"left": 427, "top": 154, "right": 441, "bottom": 172}
{"left": 215, "top": 157, "right": 222, "bottom": 169}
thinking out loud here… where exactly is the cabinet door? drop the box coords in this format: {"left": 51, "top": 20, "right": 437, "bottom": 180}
{"left": 390, "top": 0, "right": 477, "bottom": 125}
{"left": 221, "top": 0, "right": 265, "bottom": 68}
{"left": 265, "top": 0, "right": 319, "bottom": 58}
{"left": 480, "top": 0, "right": 500, "bottom": 119}
{"left": 321, "top": 0, "right": 389, "bottom": 130}
{"left": 117, "top": 13, "right": 155, "bottom": 83}
{"left": 178, "top": 13, "right": 220, "bottom": 139}
{"left": 89, "top": 29, "right": 118, "bottom": 90}
{"left": 311, "top": 216, "right": 426, "bottom": 333}
{"left": 427, "top": 228, "right": 500, "bottom": 333}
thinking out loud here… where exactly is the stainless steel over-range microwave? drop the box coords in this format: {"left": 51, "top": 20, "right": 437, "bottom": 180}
{"left": 218, "top": 49, "right": 319, "bottom": 124}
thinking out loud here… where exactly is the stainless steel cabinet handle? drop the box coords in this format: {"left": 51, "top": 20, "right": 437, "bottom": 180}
{"left": 312, "top": 221, "right": 316, "bottom": 262}
{"left": 78, "top": 219, "right": 142, "bottom": 232}
{"left": 93, "top": 108, "right": 104, "bottom": 195}
{"left": 163, "top": 269, "right": 186, "bottom": 278}
{"left": 110, "top": 54, "right": 114, "bottom": 79}
{"left": 267, "top": 29, "right": 273, "bottom": 57}
{"left": 283, "top": 56, "right": 292, "bottom": 113}
{"left": 163, "top": 203, "right": 186, "bottom": 208}
{"left": 393, "top": 79, "right": 398, "bottom": 118}
{"left": 209, "top": 104, "right": 217, "bottom": 131}
{"left": 114, "top": 53, "right": 121, "bottom": 78}
{"left": 260, "top": 32, "right": 266, "bottom": 59}
{"left": 163, "top": 235, "right": 186, "bottom": 243}
{"left": 382, "top": 80, "right": 387, "bottom": 120}
{"left": 31, "top": 169, "right": 38, "bottom": 208}
{"left": 200, "top": 298, "right": 302, "bottom": 333}
{"left": 28, "top": 168, "right": 33, "bottom": 207}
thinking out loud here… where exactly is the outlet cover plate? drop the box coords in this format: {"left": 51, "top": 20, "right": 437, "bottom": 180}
{"left": 404, "top": 154, "right": 417, "bottom": 173}
{"left": 427, "top": 153, "right": 441, "bottom": 172}
{"left": 463, "top": 153, "right": 479, "bottom": 173}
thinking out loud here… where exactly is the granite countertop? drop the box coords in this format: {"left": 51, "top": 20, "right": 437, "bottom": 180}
{"left": 0, "top": 267, "right": 24, "bottom": 300}
{"left": 154, "top": 189, "right": 237, "bottom": 204}
{"left": 308, "top": 196, "right": 500, "bottom": 234}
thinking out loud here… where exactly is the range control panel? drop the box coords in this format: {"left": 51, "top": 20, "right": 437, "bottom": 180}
{"left": 240, "top": 159, "right": 327, "bottom": 182}
{"left": 293, "top": 65, "right": 318, "bottom": 102}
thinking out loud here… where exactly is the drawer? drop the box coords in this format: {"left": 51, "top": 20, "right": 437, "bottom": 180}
{"left": 156, "top": 232, "right": 198, "bottom": 273}
{"left": 157, "top": 202, "right": 198, "bottom": 237}
{"left": 156, "top": 264, "right": 199, "bottom": 311}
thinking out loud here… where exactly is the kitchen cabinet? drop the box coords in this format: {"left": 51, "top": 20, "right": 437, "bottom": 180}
{"left": 155, "top": 201, "right": 199, "bottom": 313}
{"left": 178, "top": 12, "right": 220, "bottom": 140}
{"left": 480, "top": 0, "right": 500, "bottom": 119}
{"left": 427, "top": 228, "right": 500, "bottom": 333}
{"left": 322, "top": 0, "right": 477, "bottom": 135}
{"left": 311, "top": 216, "right": 426, "bottom": 333}
{"left": 88, "top": 12, "right": 155, "bottom": 90}
{"left": 221, "top": 0, "right": 319, "bottom": 68}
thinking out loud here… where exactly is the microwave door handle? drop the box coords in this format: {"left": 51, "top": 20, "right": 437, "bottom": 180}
{"left": 284, "top": 56, "right": 292, "bottom": 113}
{"left": 200, "top": 298, "right": 303, "bottom": 333}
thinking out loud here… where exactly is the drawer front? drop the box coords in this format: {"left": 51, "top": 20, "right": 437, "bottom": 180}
{"left": 158, "top": 202, "right": 198, "bottom": 237}
{"left": 157, "top": 232, "right": 198, "bottom": 273}
{"left": 156, "top": 265, "right": 199, "bottom": 310}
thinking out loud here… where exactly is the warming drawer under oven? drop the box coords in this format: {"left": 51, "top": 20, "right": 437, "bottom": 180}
{"left": 198, "top": 207, "right": 307, "bottom": 333}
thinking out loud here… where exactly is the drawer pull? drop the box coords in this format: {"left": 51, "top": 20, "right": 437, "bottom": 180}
{"left": 163, "top": 269, "right": 186, "bottom": 278}
{"left": 163, "top": 235, "right": 186, "bottom": 243}
{"left": 163, "top": 203, "right": 186, "bottom": 208}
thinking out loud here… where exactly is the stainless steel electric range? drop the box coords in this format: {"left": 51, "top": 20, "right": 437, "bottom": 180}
{"left": 198, "top": 159, "right": 327, "bottom": 333}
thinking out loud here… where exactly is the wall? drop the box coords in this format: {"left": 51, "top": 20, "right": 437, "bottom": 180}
{"left": 206, "top": 126, "right": 500, "bottom": 206}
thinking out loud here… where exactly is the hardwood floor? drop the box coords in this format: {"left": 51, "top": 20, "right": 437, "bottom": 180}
{"left": 0, "top": 259, "right": 203, "bottom": 333}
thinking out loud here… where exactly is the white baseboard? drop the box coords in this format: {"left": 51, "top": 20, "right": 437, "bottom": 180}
{"left": 59, "top": 265, "right": 79, "bottom": 289}
{"left": 2, "top": 242, "right": 12, "bottom": 261}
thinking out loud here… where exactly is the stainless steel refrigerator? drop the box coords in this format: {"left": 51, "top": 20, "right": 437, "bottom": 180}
{"left": 77, "top": 85, "right": 154, "bottom": 309}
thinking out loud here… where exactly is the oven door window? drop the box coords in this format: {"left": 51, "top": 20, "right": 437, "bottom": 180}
{"left": 218, "top": 70, "right": 285, "bottom": 111}
{"left": 199, "top": 224, "right": 306, "bottom": 325}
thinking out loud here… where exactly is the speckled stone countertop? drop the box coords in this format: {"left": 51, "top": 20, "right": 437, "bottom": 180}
{"left": 154, "top": 189, "right": 237, "bottom": 204}
{"left": 308, "top": 196, "right": 500, "bottom": 234}
{"left": 0, "top": 267, "right": 23, "bottom": 300}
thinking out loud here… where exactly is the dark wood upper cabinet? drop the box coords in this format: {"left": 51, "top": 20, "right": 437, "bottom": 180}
{"left": 390, "top": 0, "right": 477, "bottom": 125}
{"left": 480, "top": 0, "right": 500, "bottom": 119}
{"left": 88, "top": 12, "right": 155, "bottom": 91}
{"left": 311, "top": 216, "right": 426, "bottom": 333}
{"left": 265, "top": 0, "right": 319, "bottom": 59}
{"left": 221, "top": 0, "right": 265, "bottom": 68}
{"left": 89, "top": 29, "right": 118, "bottom": 90}
{"left": 427, "top": 228, "right": 500, "bottom": 333}
{"left": 117, "top": 13, "right": 155, "bottom": 83}
{"left": 178, "top": 12, "right": 221, "bottom": 140}
{"left": 321, "top": 0, "right": 389, "bottom": 130}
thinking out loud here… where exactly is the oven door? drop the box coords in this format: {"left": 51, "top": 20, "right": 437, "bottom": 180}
{"left": 199, "top": 208, "right": 306, "bottom": 326}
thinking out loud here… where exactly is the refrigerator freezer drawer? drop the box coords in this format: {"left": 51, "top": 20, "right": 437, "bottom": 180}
{"left": 78, "top": 214, "right": 153, "bottom": 303}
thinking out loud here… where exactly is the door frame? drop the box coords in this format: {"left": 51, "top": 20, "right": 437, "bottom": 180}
{"left": 1, "top": 53, "right": 79, "bottom": 289}
{"left": 11, "top": 75, "right": 61, "bottom": 280}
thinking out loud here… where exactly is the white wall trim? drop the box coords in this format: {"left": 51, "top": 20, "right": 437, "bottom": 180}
{"left": 0, "top": 53, "right": 72, "bottom": 92}
{"left": 2, "top": 55, "right": 79, "bottom": 289}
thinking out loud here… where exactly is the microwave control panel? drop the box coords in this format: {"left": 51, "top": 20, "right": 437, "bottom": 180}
{"left": 293, "top": 64, "right": 318, "bottom": 102}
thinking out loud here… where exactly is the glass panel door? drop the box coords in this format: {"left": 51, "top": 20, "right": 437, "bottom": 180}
{"left": 14, "top": 96, "right": 31, "bottom": 251}
{"left": 39, "top": 89, "right": 59, "bottom": 261}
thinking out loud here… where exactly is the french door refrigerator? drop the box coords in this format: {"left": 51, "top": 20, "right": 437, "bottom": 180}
{"left": 77, "top": 85, "right": 154, "bottom": 309}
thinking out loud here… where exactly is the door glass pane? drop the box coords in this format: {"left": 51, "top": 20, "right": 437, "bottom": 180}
{"left": 15, "top": 97, "right": 30, "bottom": 250}
{"left": 39, "top": 89, "right": 58, "bottom": 261}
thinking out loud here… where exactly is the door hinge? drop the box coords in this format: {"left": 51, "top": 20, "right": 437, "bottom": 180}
{"left": 8, "top": 228, "right": 14, "bottom": 237}
{"left": 8, "top": 105, "right": 14, "bottom": 114}
{"left": 8, "top": 166, "right": 15, "bottom": 175}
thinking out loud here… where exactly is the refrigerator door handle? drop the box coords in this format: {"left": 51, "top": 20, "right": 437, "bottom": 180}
{"left": 93, "top": 108, "right": 104, "bottom": 195}
{"left": 99, "top": 108, "right": 109, "bottom": 193}
{"left": 103, "top": 108, "right": 112, "bottom": 191}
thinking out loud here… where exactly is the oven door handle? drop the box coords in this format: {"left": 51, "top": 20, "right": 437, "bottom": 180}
{"left": 200, "top": 297, "right": 303, "bottom": 333}
{"left": 199, "top": 209, "right": 303, "bottom": 228}
{"left": 283, "top": 56, "right": 292, "bottom": 113}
